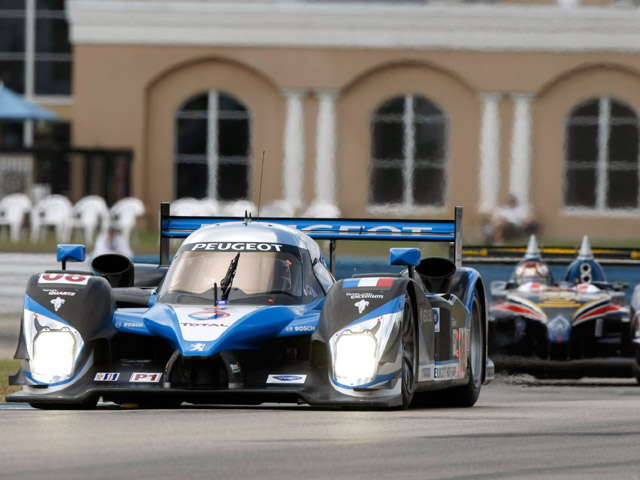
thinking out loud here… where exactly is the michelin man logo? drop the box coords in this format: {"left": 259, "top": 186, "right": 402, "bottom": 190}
{"left": 50, "top": 297, "right": 65, "bottom": 312}
{"left": 354, "top": 299, "right": 369, "bottom": 314}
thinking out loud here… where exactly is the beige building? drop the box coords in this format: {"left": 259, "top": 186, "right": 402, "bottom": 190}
{"left": 58, "top": 0, "right": 640, "bottom": 241}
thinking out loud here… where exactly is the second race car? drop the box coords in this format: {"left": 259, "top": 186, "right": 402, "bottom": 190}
{"left": 489, "top": 235, "right": 640, "bottom": 380}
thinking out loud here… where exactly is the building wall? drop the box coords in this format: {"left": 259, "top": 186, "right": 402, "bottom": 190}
{"left": 71, "top": 43, "right": 640, "bottom": 240}
{"left": 535, "top": 64, "right": 640, "bottom": 237}
{"left": 67, "top": 1, "right": 640, "bottom": 241}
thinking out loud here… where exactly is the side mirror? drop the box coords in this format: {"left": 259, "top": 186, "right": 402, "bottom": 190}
{"left": 57, "top": 244, "right": 86, "bottom": 270}
{"left": 389, "top": 248, "right": 421, "bottom": 267}
{"left": 149, "top": 289, "right": 157, "bottom": 307}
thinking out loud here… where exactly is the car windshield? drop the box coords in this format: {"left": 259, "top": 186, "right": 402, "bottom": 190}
{"left": 158, "top": 244, "right": 310, "bottom": 305}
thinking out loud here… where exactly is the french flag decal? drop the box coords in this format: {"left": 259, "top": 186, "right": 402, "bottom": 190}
{"left": 343, "top": 277, "right": 394, "bottom": 288}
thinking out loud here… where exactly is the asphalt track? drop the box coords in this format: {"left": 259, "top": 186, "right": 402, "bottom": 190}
{"left": 1, "top": 376, "right": 640, "bottom": 480}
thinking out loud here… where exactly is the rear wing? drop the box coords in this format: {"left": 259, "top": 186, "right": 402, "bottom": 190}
{"left": 160, "top": 202, "right": 463, "bottom": 273}
{"left": 463, "top": 245, "right": 640, "bottom": 266}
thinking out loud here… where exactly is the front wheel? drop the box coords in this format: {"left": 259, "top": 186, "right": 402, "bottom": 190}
{"left": 415, "top": 289, "right": 485, "bottom": 408}
{"left": 400, "top": 299, "right": 418, "bottom": 409}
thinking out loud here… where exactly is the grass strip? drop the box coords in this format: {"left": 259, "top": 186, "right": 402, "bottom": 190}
{"left": 0, "top": 359, "right": 21, "bottom": 403}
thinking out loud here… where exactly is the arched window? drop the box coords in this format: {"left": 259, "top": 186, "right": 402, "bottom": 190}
{"left": 174, "top": 90, "right": 251, "bottom": 200}
{"left": 369, "top": 94, "right": 448, "bottom": 207}
{"left": 565, "top": 97, "right": 640, "bottom": 210}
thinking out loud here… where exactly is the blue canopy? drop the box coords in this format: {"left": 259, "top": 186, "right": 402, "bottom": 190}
{"left": 0, "top": 83, "right": 58, "bottom": 121}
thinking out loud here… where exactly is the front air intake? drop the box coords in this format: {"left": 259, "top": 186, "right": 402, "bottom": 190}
{"left": 91, "top": 254, "right": 134, "bottom": 288}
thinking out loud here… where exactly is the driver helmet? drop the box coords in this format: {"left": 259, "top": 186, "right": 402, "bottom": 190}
{"left": 510, "top": 235, "right": 554, "bottom": 285}
{"left": 511, "top": 260, "right": 553, "bottom": 286}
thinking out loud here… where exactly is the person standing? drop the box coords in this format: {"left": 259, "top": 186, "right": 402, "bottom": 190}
{"left": 92, "top": 223, "right": 133, "bottom": 258}
{"left": 486, "top": 195, "right": 538, "bottom": 245}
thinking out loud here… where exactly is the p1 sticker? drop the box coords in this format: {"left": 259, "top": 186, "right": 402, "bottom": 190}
{"left": 130, "top": 372, "right": 162, "bottom": 383}
{"left": 433, "top": 308, "right": 440, "bottom": 333}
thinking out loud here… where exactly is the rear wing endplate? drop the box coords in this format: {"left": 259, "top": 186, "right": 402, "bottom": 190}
{"left": 160, "top": 202, "right": 463, "bottom": 272}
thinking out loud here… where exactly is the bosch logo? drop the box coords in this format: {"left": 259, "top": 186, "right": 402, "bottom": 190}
{"left": 286, "top": 325, "right": 315, "bottom": 332}
{"left": 116, "top": 321, "right": 144, "bottom": 329}
{"left": 294, "top": 326, "right": 315, "bottom": 332}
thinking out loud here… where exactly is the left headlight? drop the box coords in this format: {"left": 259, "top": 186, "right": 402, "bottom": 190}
{"left": 32, "top": 328, "right": 76, "bottom": 378}
{"left": 333, "top": 330, "right": 378, "bottom": 384}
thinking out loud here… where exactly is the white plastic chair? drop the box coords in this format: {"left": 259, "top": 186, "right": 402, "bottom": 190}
{"left": 199, "top": 198, "right": 219, "bottom": 216}
{"left": 259, "top": 200, "right": 295, "bottom": 218}
{"left": 221, "top": 200, "right": 257, "bottom": 218}
{"left": 303, "top": 202, "right": 341, "bottom": 218}
{"left": 30, "top": 194, "right": 73, "bottom": 243}
{"left": 110, "top": 197, "right": 145, "bottom": 242}
{"left": 171, "top": 197, "right": 205, "bottom": 216}
{"left": 72, "top": 195, "right": 109, "bottom": 244}
{"left": 0, "top": 193, "right": 32, "bottom": 243}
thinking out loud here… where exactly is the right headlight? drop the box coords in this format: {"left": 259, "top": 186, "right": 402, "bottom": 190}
{"left": 32, "top": 328, "right": 76, "bottom": 379}
{"left": 333, "top": 330, "right": 378, "bottom": 384}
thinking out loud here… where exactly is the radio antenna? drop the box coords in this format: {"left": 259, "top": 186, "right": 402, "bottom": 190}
{"left": 257, "top": 150, "right": 265, "bottom": 221}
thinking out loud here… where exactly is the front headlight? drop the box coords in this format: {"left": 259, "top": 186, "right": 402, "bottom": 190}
{"left": 32, "top": 328, "right": 76, "bottom": 378}
{"left": 334, "top": 330, "right": 378, "bottom": 384}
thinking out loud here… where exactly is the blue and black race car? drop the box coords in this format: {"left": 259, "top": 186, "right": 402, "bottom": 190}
{"left": 8, "top": 204, "right": 493, "bottom": 409}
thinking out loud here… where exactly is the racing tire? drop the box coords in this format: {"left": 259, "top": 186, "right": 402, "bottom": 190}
{"left": 400, "top": 298, "right": 418, "bottom": 409}
{"left": 417, "top": 290, "right": 484, "bottom": 408}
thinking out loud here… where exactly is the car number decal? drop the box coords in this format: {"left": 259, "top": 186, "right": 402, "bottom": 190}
{"left": 38, "top": 273, "right": 90, "bottom": 286}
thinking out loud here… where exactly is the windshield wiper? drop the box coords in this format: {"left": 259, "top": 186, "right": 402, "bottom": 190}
{"left": 220, "top": 253, "right": 240, "bottom": 302}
